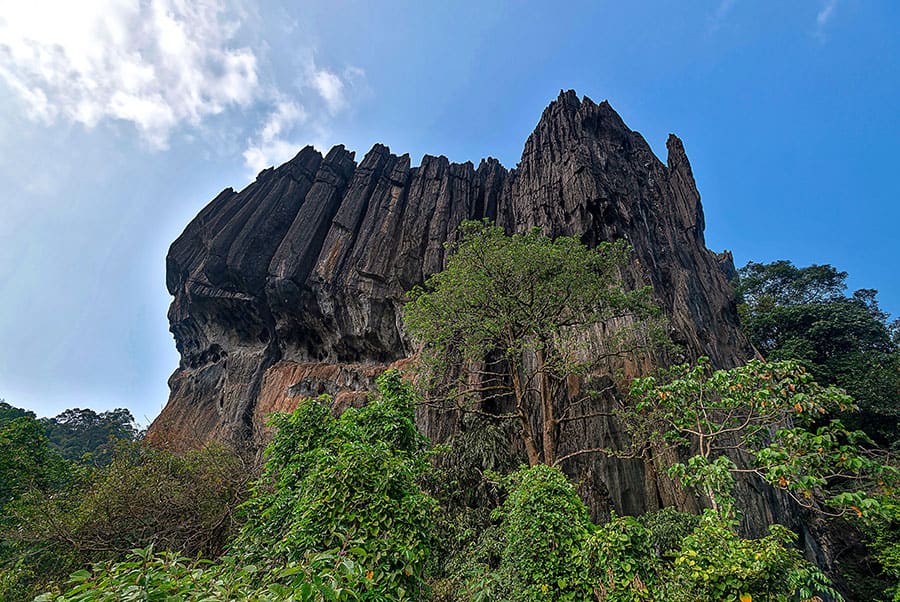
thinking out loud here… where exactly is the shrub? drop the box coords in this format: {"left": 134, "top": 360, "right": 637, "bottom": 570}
{"left": 666, "top": 511, "right": 839, "bottom": 602}
{"left": 35, "top": 546, "right": 345, "bottom": 602}
{"left": 232, "top": 370, "right": 439, "bottom": 600}
{"left": 15, "top": 442, "right": 250, "bottom": 559}
{"left": 585, "top": 515, "right": 661, "bottom": 601}
{"left": 3, "top": 442, "right": 249, "bottom": 601}
{"left": 494, "top": 465, "right": 593, "bottom": 601}
{"left": 637, "top": 507, "right": 699, "bottom": 558}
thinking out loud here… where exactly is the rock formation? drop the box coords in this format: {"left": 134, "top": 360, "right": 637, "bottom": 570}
{"left": 150, "top": 90, "right": 770, "bottom": 526}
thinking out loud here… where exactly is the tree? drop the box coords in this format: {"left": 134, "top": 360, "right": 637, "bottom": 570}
{"left": 42, "top": 407, "right": 139, "bottom": 464}
{"left": 624, "top": 358, "right": 900, "bottom": 600}
{"left": 626, "top": 358, "right": 898, "bottom": 521}
{"left": 0, "top": 414, "right": 69, "bottom": 510}
{"left": 0, "top": 409, "right": 73, "bottom": 601}
{"left": 403, "top": 221, "right": 661, "bottom": 467}
{"left": 0, "top": 401, "right": 35, "bottom": 426}
{"left": 736, "top": 260, "right": 847, "bottom": 307}
{"left": 735, "top": 260, "right": 900, "bottom": 448}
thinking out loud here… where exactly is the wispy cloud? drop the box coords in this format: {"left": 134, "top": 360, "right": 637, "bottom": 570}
{"left": 817, "top": 0, "right": 837, "bottom": 27}
{"left": 0, "top": 0, "right": 259, "bottom": 149}
{"left": 242, "top": 100, "right": 308, "bottom": 174}
{"left": 311, "top": 69, "right": 346, "bottom": 116}
{"left": 0, "top": 0, "right": 366, "bottom": 175}
{"left": 815, "top": 0, "right": 838, "bottom": 39}
{"left": 241, "top": 62, "right": 365, "bottom": 175}
{"left": 710, "top": 0, "right": 737, "bottom": 30}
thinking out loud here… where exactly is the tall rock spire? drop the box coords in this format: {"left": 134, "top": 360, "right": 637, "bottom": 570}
{"left": 149, "top": 92, "right": 752, "bottom": 520}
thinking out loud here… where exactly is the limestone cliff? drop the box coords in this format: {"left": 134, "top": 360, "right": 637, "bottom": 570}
{"left": 150, "top": 90, "right": 761, "bottom": 520}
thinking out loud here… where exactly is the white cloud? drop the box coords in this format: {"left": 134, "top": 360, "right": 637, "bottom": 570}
{"left": 815, "top": 0, "right": 838, "bottom": 39}
{"left": 817, "top": 0, "right": 837, "bottom": 28}
{"left": 0, "top": 0, "right": 367, "bottom": 171}
{"left": 242, "top": 100, "right": 308, "bottom": 174}
{"left": 242, "top": 63, "right": 365, "bottom": 175}
{"left": 242, "top": 138, "right": 303, "bottom": 175}
{"left": 0, "top": 0, "right": 260, "bottom": 149}
{"left": 311, "top": 69, "right": 346, "bottom": 115}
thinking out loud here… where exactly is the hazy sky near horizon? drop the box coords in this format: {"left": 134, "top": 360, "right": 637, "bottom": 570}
{"left": 1, "top": 1, "right": 898, "bottom": 423}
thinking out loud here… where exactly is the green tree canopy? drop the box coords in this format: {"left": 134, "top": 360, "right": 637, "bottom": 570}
{"left": 0, "top": 415, "right": 69, "bottom": 510}
{"left": 735, "top": 260, "right": 900, "bottom": 448}
{"left": 737, "top": 260, "right": 847, "bottom": 307}
{"left": 42, "top": 407, "right": 139, "bottom": 464}
{"left": 404, "top": 220, "right": 662, "bottom": 467}
{"left": 627, "top": 358, "right": 898, "bottom": 521}
{"left": 0, "top": 401, "right": 36, "bottom": 426}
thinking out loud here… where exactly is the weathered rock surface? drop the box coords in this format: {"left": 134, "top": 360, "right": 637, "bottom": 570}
{"left": 150, "top": 91, "right": 783, "bottom": 530}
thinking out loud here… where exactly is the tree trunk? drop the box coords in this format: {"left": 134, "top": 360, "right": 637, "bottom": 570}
{"left": 510, "top": 360, "right": 541, "bottom": 465}
{"left": 537, "top": 349, "right": 556, "bottom": 466}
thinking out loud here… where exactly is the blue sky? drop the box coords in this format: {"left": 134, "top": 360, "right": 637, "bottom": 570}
{"left": 1, "top": 1, "right": 897, "bottom": 423}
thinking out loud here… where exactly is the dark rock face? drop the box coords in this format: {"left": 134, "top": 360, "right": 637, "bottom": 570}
{"left": 150, "top": 90, "right": 755, "bottom": 518}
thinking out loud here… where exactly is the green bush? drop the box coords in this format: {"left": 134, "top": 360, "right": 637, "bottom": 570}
{"left": 584, "top": 515, "right": 661, "bottom": 601}
{"left": 38, "top": 370, "right": 438, "bottom": 601}
{"left": 435, "top": 414, "right": 521, "bottom": 511}
{"left": 440, "top": 463, "right": 841, "bottom": 602}
{"left": 666, "top": 511, "right": 838, "bottom": 602}
{"left": 637, "top": 507, "right": 699, "bottom": 558}
{"left": 493, "top": 465, "right": 593, "bottom": 601}
{"left": 854, "top": 514, "right": 900, "bottom": 601}
{"left": 2, "top": 442, "right": 249, "bottom": 601}
{"left": 35, "top": 546, "right": 346, "bottom": 602}
{"left": 232, "top": 369, "right": 439, "bottom": 600}
{"left": 13, "top": 442, "right": 249, "bottom": 558}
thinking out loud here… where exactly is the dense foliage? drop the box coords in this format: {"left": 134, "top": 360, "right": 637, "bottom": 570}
{"left": 626, "top": 358, "right": 897, "bottom": 520}
{"left": 735, "top": 260, "right": 900, "bottom": 448}
{"left": 496, "top": 465, "right": 594, "bottom": 599}
{"left": 626, "top": 358, "right": 899, "bottom": 600}
{"left": 0, "top": 440, "right": 250, "bottom": 601}
{"left": 0, "top": 407, "right": 71, "bottom": 510}
{"left": 405, "top": 220, "right": 662, "bottom": 467}
{"left": 0, "top": 400, "right": 140, "bottom": 466}
{"left": 0, "top": 407, "right": 74, "bottom": 599}
{"left": 33, "top": 370, "right": 438, "bottom": 602}
{"left": 232, "top": 370, "right": 439, "bottom": 599}
{"left": 41, "top": 407, "right": 140, "bottom": 464}
{"left": 29, "top": 443, "right": 248, "bottom": 555}
{"left": 5, "top": 362, "right": 897, "bottom": 600}
{"left": 734, "top": 260, "right": 900, "bottom": 598}
{"left": 0, "top": 401, "right": 36, "bottom": 424}
{"left": 439, "top": 464, "right": 835, "bottom": 601}
{"left": 4, "top": 236, "right": 899, "bottom": 600}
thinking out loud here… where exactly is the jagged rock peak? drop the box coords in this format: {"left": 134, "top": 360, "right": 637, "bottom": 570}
{"left": 530, "top": 90, "right": 628, "bottom": 135}
{"left": 149, "top": 92, "right": 752, "bottom": 522}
